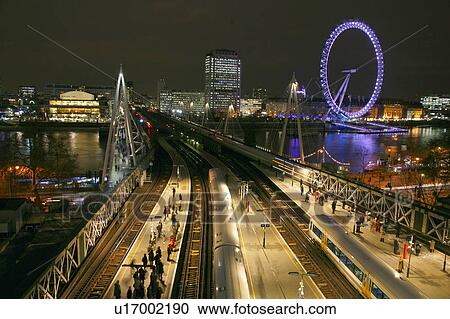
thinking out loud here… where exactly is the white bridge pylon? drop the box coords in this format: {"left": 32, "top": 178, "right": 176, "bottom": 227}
{"left": 101, "top": 66, "right": 148, "bottom": 189}
{"left": 278, "top": 73, "right": 305, "bottom": 162}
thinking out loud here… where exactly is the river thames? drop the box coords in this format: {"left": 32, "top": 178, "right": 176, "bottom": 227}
{"left": 0, "top": 126, "right": 447, "bottom": 174}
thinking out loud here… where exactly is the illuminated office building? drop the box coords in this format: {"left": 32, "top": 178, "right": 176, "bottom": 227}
{"left": 420, "top": 95, "right": 450, "bottom": 119}
{"left": 171, "top": 91, "right": 205, "bottom": 115}
{"left": 204, "top": 49, "right": 241, "bottom": 117}
{"left": 18, "top": 85, "right": 36, "bottom": 105}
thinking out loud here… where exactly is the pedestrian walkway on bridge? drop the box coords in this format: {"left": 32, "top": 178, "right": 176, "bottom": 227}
{"left": 258, "top": 165, "right": 450, "bottom": 298}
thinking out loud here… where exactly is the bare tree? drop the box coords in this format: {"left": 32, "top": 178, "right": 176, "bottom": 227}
{"left": 3, "top": 132, "right": 77, "bottom": 204}
{"left": 356, "top": 146, "right": 370, "bottom": 173}
{"left": 422, "top": 143, "right": 449, "bottom": 205}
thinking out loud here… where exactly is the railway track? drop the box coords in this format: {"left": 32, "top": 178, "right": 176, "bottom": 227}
{"left": 62, "top": 146, "right": 172, "bottom": 298}
{"left": 170, "top": 140, "right": 213, "bottom": 299}
{"left": 220, "top": 150, "right": 362, "bottom": 299}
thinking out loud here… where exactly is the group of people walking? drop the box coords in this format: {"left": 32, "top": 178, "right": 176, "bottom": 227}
{"left": 113, "top": 187, "right": 182, "bottom": 299}
{"left": 300, "top": 179, "right": 328, "bottom": 206}
{"left": 113, "top": 246, "right": 165, "bottom": 299}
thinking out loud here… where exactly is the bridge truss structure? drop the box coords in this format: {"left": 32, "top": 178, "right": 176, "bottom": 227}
{"left": 273, "top": 157, "right": 449, "bottom": 244}
{"left": 164, "top": 114, "right": 449, "bottom": 248}
{"left": 101, "top": 66, "right": 149, "bottom": 189}
{"left": 24, "top": 68, "right": 151, "bottom": 298}
{"left": 308, "top": 169, "right": 449, "bottom": 242}
{"left": 24, "top": 169, "right": 143, "bottom": 298}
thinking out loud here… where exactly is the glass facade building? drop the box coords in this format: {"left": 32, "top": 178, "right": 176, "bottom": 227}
{"left": 204, "top": 49, "right": 241, "bottom": 117}
{"left": 420, "top": 95, "right": 450, "bottom": 119}
{"left": 172, "top": 91, "right": 205, "bottom": 115}
{"left": 18, "top": 85, "right": 36, "bottom": 105}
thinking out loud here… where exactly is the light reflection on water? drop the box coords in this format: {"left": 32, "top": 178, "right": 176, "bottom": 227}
{"left": 255, "top": 127, "right": 447, "bottom": 172}
{"left": 0, "top": 130, "right": 105, "bottom": 174}
{"left": 0, "top": 126, "right": 446, "bottom": 175}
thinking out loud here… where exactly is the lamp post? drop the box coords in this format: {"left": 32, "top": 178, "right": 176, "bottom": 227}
{"left": 288, "top": 271, "right": 317, "bottom": 299}
{"left": 443, "top": 228, "right": 448, "bottom": 272}
{"left": 261, "top": 219, "right": 270, "bottom": 249}
{"left": 291, "top": 165, "right": 295, "bottom": 187}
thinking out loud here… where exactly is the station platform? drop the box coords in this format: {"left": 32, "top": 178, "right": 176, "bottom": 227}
{"left": 104, "top": 138, "right": 191, "bottom": 299}
{"left": 257, "top": 165, "right": 450, "bottom": 299}
{"left": 193, "top": 146, "right": 323, "bottom": 299}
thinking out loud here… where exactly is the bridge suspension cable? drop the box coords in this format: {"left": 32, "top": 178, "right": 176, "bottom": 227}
{"left": 101, "top": 66, "right": 149, "bottom": 189}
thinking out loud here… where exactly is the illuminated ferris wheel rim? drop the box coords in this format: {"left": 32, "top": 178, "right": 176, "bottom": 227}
{"left": 320, "top": 20, "right": 384, "bottom": 119}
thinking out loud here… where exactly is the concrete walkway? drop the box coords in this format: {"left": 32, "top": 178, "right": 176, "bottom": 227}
{"left": 258, "top": 164, "right": 450, "bottom": 298}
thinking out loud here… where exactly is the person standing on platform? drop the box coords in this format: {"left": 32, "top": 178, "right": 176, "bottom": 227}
{"left": 157, "top": 221, "right": 162, "bottom": 239}
{"left": 148, "top": 248, "right": 154, "bottom": 266}
{"left": 114, "top": 280, "right": 121, "bottom": 299}
{"left": 332, "top": 199, "right": 337, "bottom": 214}
{"left": 167, "top": 244, "right": 172, "bottom": 262}
{"left": 127, "top": 286, "right": 133, "bottom": 299}
{"left": 155, "top": 286, "right": 163, "bottom": 299}
{"left": 395, "top": 221, "right": 401, "bottom": 238}
{"left": 155, "top": 246, "right": 162, "bottom": 262}
{"left": 397, "top": 256, "right": 404, "bottom": 273}
{"left": 171, "top": 213, "right": 176, "bottom": 227}
{"left": 157, "top": 260, "right": 164, "bottom": 282}
{"left": 142, "top": 254, "right": 148, "bottom": 268}
{"left": 147, "top": 284, "right": 152, "bottom": 299}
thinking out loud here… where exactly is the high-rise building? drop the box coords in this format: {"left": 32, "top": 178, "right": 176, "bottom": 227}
{"left": 157, "top": 79, "right": 172, "bottom": 113}
{"left": 172, "top": 91, "right": 205, "bottom": 115}
{"left": 420, "top": 95, "right": 450, "bottom": 119}
{"left": 204, "top": 49, "right": 241, "bottom": 117}
{"left": 240, "top": 98, "right": 262, "bottom": 117}
{"left": 18, "top": 85, "right": 36, "bottom": 105}
{"left": 252, "top": 87, "right": 268, "bottom": 101}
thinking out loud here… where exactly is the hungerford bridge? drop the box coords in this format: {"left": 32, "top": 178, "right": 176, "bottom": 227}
{"left": 24, "top": 67, "right": 449, "bottom": 298}
{"left": 24, "top": 68, "right": 152, "bottom": 298}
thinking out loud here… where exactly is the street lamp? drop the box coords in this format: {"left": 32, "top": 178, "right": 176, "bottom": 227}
{"left": 261, "top": 218, "right": 270, "bottom": 249}
{"left": 291, "top": 165, "right": 295, "bottom": 187}
{"left": 443, "top": 228, "right": 448, "bottom": 272}
{"left": 288, "top": 271, "right": 317, "bottom": 299}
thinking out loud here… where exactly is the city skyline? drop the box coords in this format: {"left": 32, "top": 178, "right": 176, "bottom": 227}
{"left": 0, "top": 1, "right": 449, "bottom": 100}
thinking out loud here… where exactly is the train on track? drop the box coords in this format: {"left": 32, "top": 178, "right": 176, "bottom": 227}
{"left": 308, "top": 214, "right": 426, "bottom": 299}
{"left": 208, "top": 168, "right": 250, "bottom": 299}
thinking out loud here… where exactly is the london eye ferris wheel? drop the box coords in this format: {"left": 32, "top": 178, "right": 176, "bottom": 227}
{"left": 319, "top": 20, "right": 384, "bottom": 119}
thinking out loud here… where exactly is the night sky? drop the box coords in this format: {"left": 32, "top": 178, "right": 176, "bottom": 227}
{"left": 0, "top": 0, "right": 448, "bottom": 100}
